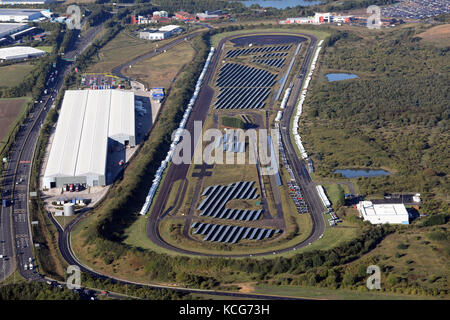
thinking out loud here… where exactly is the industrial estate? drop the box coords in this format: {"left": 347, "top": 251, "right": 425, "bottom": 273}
{"left": 0, "top": 0, "right": 448, "bottom": 306}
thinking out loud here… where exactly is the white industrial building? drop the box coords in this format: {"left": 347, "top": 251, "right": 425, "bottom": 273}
{"left": 43, "top": 90, "right": 136, "bottom": 189}
{"left": 0, "top": 9, "right": 44, "bottom": 23}
{"left": 0, "top": 22, "right": 27, "bottom": 38}
{"left": 139, "top": 25, "right": 182, "bottom": 40}
{"left": 357, "top": 201, "right": 409, "bottom": 225}
{"left": 0, "top": 46, "right": 46, "bottom": 62}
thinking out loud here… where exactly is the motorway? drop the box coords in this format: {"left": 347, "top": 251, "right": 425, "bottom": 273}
{"left": 0, "top": 24, "right": 105, "bottom": 282}
{"left": 146, "top": 32, "right": 327, "bottom": 257}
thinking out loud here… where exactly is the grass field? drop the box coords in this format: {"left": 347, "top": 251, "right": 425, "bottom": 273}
{"left": 35, "top": 46, "right": 53, "bottom": 53}
{"left": 0, "top": 97, "right": 29, "bottom": 142}
{"left": 345, "top": 226, "right": 450, "bottom": 294}
{"left": 417, "top": 24, "right": 450, "bottom": 47}
{"left": 123, "top": 40, "right": 196, "bottom": 90}
{"left": 252, "top": 284, "right": 436, "bottom": 300}
{"left": 322, "top": 183, "right": 344, "bottom": 207}
{"left": 87, "top": 30, "right": 180, "bottom": 74}
{"left": 0, "top": 63, "right": 34, "bottom": 89}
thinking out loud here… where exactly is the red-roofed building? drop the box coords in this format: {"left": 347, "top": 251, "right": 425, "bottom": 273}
{"left": 174, "top": 11, "right": 195, "bottom": 21}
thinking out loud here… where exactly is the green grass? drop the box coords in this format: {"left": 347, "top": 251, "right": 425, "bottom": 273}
{"left": 122, "top": 215, "right": 186, "bottom": 257}
{"left": 253, "top": 284, "right": 437, "bottom": 300}
{"left": 88, "top": 29, "right": 192, "bottom": 74}
{"left": 35, "top": 46, "right": 53, "bottom": 53}
{"left": 0, "top": 269, "right": 26, "bottom": 285}
{"left": 0, "top": 63, "right": 34, "bottom": 88}
{"left": 294, "top": 218, "right": 359, "bottom": 253}
{"left": 322, "top": 183, "right": 344, "bottom": 207}
{"left": 0, "top": 96, "right": 31, "bottom": 144}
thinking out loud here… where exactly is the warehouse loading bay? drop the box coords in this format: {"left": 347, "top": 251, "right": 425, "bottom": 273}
{"left": 39, "top": 91, "right": 161, "bottom": 215}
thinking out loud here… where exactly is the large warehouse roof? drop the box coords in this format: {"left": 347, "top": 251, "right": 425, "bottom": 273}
{"left": 44, "top": 90, "right": 135, "bottom": 181}
{"left": 0, "top": 46, "right": 45, "bottom": 60}
{"left": 357, "top": 201, "right": 409, "bottom": 224}
{"left": 0, "top": 22, "right": 27, "bottom": 38}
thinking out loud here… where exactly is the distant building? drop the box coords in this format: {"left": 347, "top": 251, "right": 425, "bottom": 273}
{"left": 152, "top": 11, "right": 168, "bottom": 18}
{"left": 357, "top": 201, "right": 409, "bottom": 225}
{"left": 281, "top": 17, "right": 314, "bottom": 24}
{"left": 196, "top": 10, "right": 229, "bottom": 21}
{"left": 280, "top": 12, "right": 353, "bottom": 25}
{"left": 174, "top": 11, "right": 195, "bottom": 22}
{"left": 139, "top": 25, "right": 182, "bottom": 40}
{"left": 314, "top": 12, "right": 331, "bottom": 24}
{"left": 43, "top": 90, "right": 136, "bottom": 189}
{"left": 0, "top": 45, "right": 46, "bottom": 62}
{"left": 0, "top": 9, "right": 44, "bottom": 22}
{"left": 196, "top": 12, "right": 220, "bottom": 21}
{"left": 139, "top": 29, "right": 170, "bottom": 40}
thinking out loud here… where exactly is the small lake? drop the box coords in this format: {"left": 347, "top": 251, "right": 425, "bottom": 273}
{"left": 326, "top": 73, "right": 359, "bottom": 82}
{"left": 239, "top": 0, "right": 322, "bottom": 9}
{"left": 334, "top": 169, "right": 391, "bottom": 178}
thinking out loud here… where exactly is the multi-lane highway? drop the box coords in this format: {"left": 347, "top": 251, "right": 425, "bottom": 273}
{"left": 0, "top": 24, "right": 105, "bottom": 282}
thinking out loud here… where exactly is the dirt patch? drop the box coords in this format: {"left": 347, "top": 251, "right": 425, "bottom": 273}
{"left": 417, "top": 24, "right": 450, "bottom": 47}
{"left": 0, "top": 98, "right": 26, "bottom": 142}
{"left": 237, "top": 282, "right": 256, "bottom": 294}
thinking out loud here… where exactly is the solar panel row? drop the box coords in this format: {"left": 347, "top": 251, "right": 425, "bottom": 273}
{"left": 216, "top": 63, "right": 277, "bottom": 88}
{"left": 215, "top": 62, "right": 276, "bottom": 109}
{"left": 191, "top": 222, "right": 282, "bottom": 244}
{"left": 256, "top": 52, "right": 288, "bottom": 58}
{"left": 252, "top": 58, "right": 286, "bottom": 69}
{"left": 226, "top": 45, "right": 292, "bottom": 58}
{"left": 215, "top": 87, "right": 270, "bottom": 109}
{"left": 197, "top": 181, "right": 260, "bottom": 220}
{"left": 218, "top": 132, "right": 246, "bottom": 152}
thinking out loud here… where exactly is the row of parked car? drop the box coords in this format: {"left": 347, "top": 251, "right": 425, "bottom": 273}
{"left": 287, "top": 180, "right": 309, "bottom": 214}
{"left": 64, "top": 183, "right": 85, "bottom": 192}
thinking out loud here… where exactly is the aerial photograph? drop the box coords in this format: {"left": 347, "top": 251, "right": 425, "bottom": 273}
{"left": 0, "top": 0, "right": 448, "bottom": 313}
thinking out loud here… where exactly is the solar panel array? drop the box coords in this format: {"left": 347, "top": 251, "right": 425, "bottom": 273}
{"left": 252, "top": 58, "right": 286, "bottom": 69}
{"left": 257, "top": 52, "right": 288, "bottom": 58}
{"left": 216, "top": 63, "right": 277, "bottom": 88}
{"left": 216, "top": 132, "right": 245, "bottom": 153}
{"left": 191, "top": 222, "right": 282, "bottom": 244}
{"left": 226, "top": 45, "right": 292, "bottom": 58}
{"left": 197, "top": 181, "right": 260, "bottom": 220}
{"left": 214, "top": 63, "right": 276, "bottom": 110}
{"left": 215, "top": 87, "right": 271, "bottom": 110}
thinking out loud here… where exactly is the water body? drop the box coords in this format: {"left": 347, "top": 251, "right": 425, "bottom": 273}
{"left": 334, "top": 169, "right": 391, "bottom": 178}
{"left": 326, "top": 73, "right": 359, "bottom": 82}
{"left": 239, "top": 0, "right": 321, "bottom": 9}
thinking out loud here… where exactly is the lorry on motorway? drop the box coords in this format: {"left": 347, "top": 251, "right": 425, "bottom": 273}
{"left": 2, "top": 199, "right": 6, "bottom": 207}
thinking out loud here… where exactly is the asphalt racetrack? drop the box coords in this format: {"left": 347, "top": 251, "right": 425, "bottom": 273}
{"left": 146, "top": 32, "right": 326, "bottom": 258}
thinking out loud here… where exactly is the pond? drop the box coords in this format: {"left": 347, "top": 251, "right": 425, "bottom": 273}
{"left": 239, "top": 0, "right": 322, "bottom": 9}
{"left": 326, "top": 73, "right": 359, "bottom": 82}
{"left": 334, "top": 169, "right": 391, "bottom": 178}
